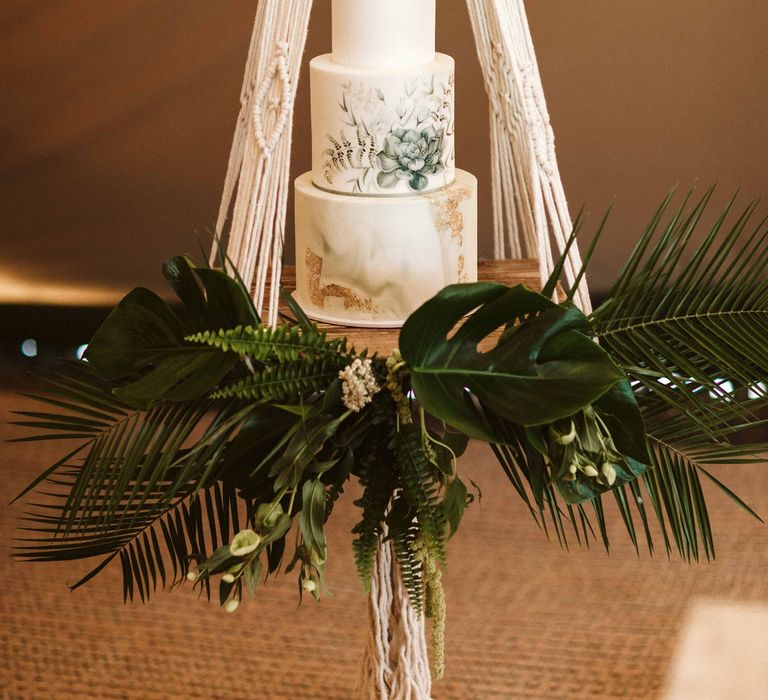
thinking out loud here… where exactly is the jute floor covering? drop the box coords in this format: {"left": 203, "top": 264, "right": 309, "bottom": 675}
{"left": 2, "top": 392, "right": 767, "bottom": 699}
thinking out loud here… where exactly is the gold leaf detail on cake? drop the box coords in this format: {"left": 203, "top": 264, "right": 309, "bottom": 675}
{"left": 306, "top": 248, "right": 375, "bottom": 312}
{"left": 424, "top": 187, "right": 472, "bottom": 246}
{"left": 457, "top": 255, "right": 467, "bottom": 282}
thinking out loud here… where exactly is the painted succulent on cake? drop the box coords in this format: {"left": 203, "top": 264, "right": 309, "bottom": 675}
{"left": 376, "top": 127, "right": 446, "bottom": 191}
{"left": 323, "top": 75, "right": 454, "bottom": 193}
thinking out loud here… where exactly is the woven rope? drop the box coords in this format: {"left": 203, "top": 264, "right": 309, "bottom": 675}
{"left": 466, "top": 0, "right": 592, "bottom": 313}
{"left": 359, "top": 537, "right": 432, "bottom": 700}
{"left": 209, "top": 0, "right": 313, "bottom": 327}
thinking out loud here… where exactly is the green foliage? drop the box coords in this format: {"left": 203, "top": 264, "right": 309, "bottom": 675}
{"left": 395, "top": 425, "right": 447, "bottom": 565}
{"left": 187, "top": 324, "right": 350, "bottom": 364}
{"left": 351, "top": 414, "right": 399, "bottom": 592}
{"left": 212, "top": 359, "right": 340, "bottom": 401}
{"left": 299, "top": 479, "right": 328, "bottom": 563}
{"left": 400, "top": 283, "right": 627, "bottom": 441}
{"left": 12, "top": 188, "right": 768, "bottom": 636}
{"left": 85, "top": 257, "right": 256, "bottom": 409}
{"left": 386, "top": 495, "right": 425, "bottom": 614}
{"left": 590, "top": 189, "right": 768, "bottom": 558}
{"left": 487, "top": 189, "right": 768, "bottom": 560}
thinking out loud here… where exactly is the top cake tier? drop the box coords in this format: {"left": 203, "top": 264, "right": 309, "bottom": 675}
{"left": 332, "top": 0, "right": 436, "bottom": 69}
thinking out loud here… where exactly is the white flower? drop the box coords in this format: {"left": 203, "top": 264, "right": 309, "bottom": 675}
{"left": 186, "top": 570, "right": 198, "bottom": 582}
{"left": 222, "top": 573, "right": 236, "bottom": 584}
{"left": 339, "top": 358, "right": 380, "bottom": 412}
{"left": 302, "top": 578, "right": 317, "bottom": 593}
{"left": 229, "top": 529, "right": 261, "bottom": 557}
{"left": 224, "top": 599, "right": 239, "bottom": 613}
{"left": 582, "top": 465, "right": 599, "bottom": 478}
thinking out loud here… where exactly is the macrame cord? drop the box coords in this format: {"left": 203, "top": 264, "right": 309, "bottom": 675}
{"left": 209, "top": 0, "right": 313, "bottom": 327}
{"left": 467, "top": 0, "right": 592, "bottom": 313}
{"left": 212, "top": 1, "right": 593, "bottom": 697}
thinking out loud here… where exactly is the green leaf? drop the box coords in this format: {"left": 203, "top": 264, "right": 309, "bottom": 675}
{"left": 299, "top": 479, "right": 327, "bottom": 560}
{"left": 594, "top": 380, "right": 651, "bottom": 464}
{"left": 244, "top": 558, "right": 263, "bottom": 598}
{"left": 114, "top": 351, "right": 236, "bottom": 409}
{"left": 401, "top": 283, "right": 625, "bottom": 440}
{"left": 86, "top": 288, "right": 185, "bottom": 381}
{"left": 195, "top": 267, "right": 259, "bottom": 329}
{"left": 269, "top": 414, "right": 346, "bottom": 491}
{"left": 443, "top": 478, "right": 468, "bottom": 537}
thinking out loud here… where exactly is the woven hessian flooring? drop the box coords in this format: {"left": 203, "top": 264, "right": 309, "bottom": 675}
{"left": 2, "top": 392, "right": 768, "bottom": 699}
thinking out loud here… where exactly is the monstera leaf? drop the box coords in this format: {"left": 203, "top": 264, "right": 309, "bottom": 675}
{"left": 400, "top": 283, "right": 627, "bottom": 442}
{"left": 86, "top": 257, "right": 257, "bottom": 408}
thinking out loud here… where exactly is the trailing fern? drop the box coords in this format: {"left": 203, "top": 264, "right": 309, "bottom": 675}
{"left": 395, "top": 425, "right": 447, "bottom": 565}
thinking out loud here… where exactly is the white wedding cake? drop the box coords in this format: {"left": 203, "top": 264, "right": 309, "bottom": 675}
{"left": 294, "top": 0, "right": 478, "bottom": 327}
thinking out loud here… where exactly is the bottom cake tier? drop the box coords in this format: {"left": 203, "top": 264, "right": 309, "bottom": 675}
{"left": 294, "top": 169, "right": 478, "bottom": 327}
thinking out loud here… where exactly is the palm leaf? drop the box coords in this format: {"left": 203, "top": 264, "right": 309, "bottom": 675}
{"left": 16, "top": 478, "right": 245, "bottom": 603}
{"left": 487, "top": 190, "right": 768, "bottom": 558}
{"left": 593, "top": 189, "right": 768, "bottom": 426}
{"left": 12, "top": 362, "right": 256, "bottom": 599}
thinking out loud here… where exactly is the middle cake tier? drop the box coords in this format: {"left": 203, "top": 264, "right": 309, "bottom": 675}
{"left": 310, "top": 53, "right": 456, "bottom": 196}
{"left": 294, "top": 169, "right": 477, "bottom": 328}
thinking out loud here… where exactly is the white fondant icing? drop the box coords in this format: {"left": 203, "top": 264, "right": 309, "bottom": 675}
{"left": 294, "top": 169, "right": 478, "bottom": 328}
{"left": 311, "top": 54, "right": 455, "bottom": 196}
{"left": 331, "top": 0, "right": 436, "bottom": 69}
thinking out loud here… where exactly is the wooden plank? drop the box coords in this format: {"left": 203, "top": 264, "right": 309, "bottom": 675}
{"left": 272, "top": 259, "right": 547, "bottom": 355}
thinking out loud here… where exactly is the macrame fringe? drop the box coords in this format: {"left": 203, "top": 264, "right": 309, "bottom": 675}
{"left": 210, "top": 0, "right": 314, "bottom": 327}
{"left": 359, "top": 538, "right": 432, "bottom": 700}
{"left": 466, "top": 0, "right": 592, "bottom": 313}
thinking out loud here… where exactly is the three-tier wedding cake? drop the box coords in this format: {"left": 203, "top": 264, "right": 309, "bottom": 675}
{"left": 294, "top": 0, "right": 478, "bottom": 327}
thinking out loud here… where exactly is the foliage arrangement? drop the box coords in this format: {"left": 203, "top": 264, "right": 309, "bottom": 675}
{"left": 11, "top": 189, "right": 768, "bottom": 678}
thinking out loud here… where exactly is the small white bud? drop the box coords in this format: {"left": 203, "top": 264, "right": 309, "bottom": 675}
{"left": 224, "top": 599, "right": 239, "bottom": 613}
{"left": 553, "top": 421, "right": 577, "bottom": 445}
{"left": 222, "top": 573, "right": 236, "bottom": 584}
{"left": 301, "top": 578, "right": 317, "bottom": 593}
{"left": 568, "top": 464, "right": 578, "bottom": 475}
{"left": 582, "top": 465, "right": 599, "bottom": 478}
{"left": 186, "top": 571, "right": 198, "bottom": 582}
{"left": 602, "top": 462, "right": 617, "bottom": 486}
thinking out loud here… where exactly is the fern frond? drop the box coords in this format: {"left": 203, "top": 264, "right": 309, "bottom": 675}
{"left": 187, "top": 324, "right": 350, "bottom": 364}
{"left": 352, "top": 454, "right": 396, "bottom": 592}
{"left": 212, "top": 359, "right": 340, "bottom": 402}
{"left": 395, "top": 425, "right": 446, "bottom": 564}
{"left": 323, "top": 129, "right": 380, "bottom": 182}
{"left": 386, "top": 495, "right": 424, "bottom": 614}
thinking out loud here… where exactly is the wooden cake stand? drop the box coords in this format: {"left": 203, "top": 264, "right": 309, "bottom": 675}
{"left": 277, "top": 259, "right": 544, "bottom": 354}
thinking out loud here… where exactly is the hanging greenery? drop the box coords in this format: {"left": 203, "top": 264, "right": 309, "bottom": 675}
{"left": 11, "top": 189, "right": 768, "bottom": 676}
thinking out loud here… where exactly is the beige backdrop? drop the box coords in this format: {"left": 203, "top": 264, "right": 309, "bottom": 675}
{"left": 1, "top": 0, "right": 766, "bottom": 304}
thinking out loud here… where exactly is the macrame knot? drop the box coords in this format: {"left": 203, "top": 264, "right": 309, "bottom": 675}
{"left": 251, "top": 41, "right": 293, "bottom": 158}
{"left": 519, "top": 62, "right": 555, "bottom": 176}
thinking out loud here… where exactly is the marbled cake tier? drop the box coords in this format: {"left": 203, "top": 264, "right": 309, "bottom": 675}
{"left": 310, "top": 53, "right": 455, "bottom": 196}
{"left": 294, "top": 169, "right": 477, "bottom": 328}
{"left": 332, "top": 0, "right": 436, "bottom": 69}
